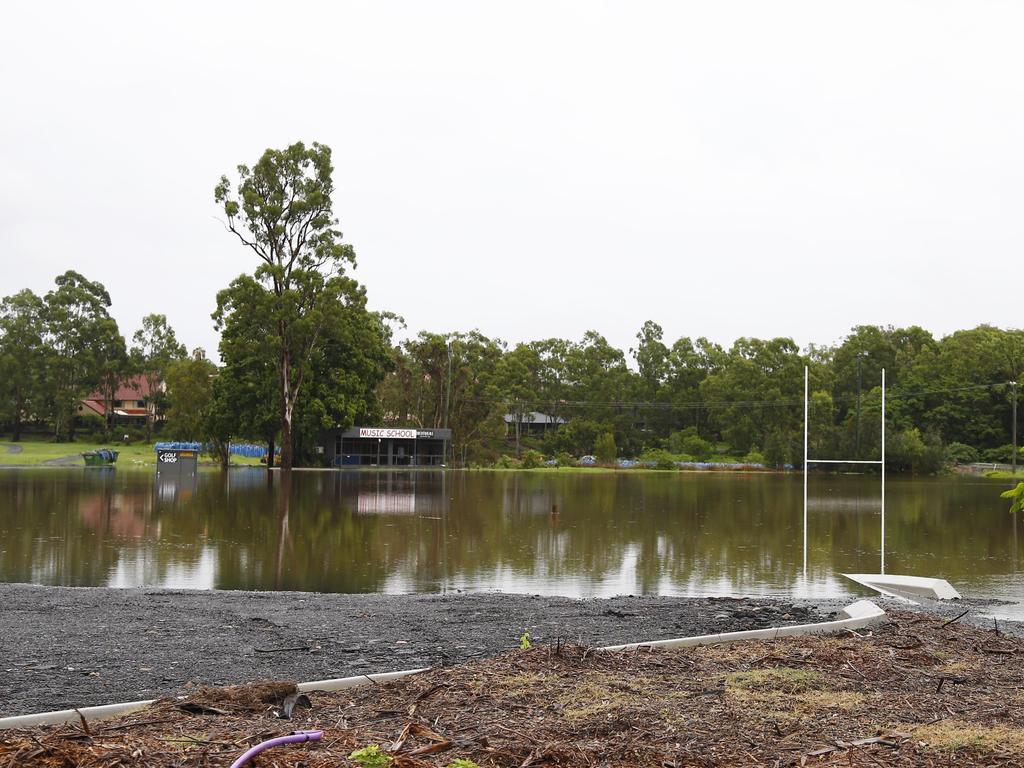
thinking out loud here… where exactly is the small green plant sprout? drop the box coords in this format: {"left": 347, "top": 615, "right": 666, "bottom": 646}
{"left": 349, "top": 744, "right": 392, "bottom": 768}
{"left": 1002, "top": 482, "right": 1024, "bottom": 514}
{"left": 446, "top": 760, "right": 483, "bottom": 768}
{"left": 519, "top": 628, "right": 532, "bottom": 649}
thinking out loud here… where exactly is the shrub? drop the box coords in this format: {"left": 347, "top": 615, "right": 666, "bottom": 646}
{"left": 743, "top": 448, "right": 766, "bottom": 465}
{"left": 594, "top": 432, "right": 617, "bottom": 464}
{"left": 982, "top": 444, "right": 1018, "bottom": 464}
{"left": 554, "top": 452, "right": 576, "bottom": 467}
{"left": 679, "top": 434, "right": 712, "bottom": 461}
{"left": 638, "top": 448, "right": 677, "bottom": 470}
{"left": 947, "top": 442, "right": 979, "bottom": 464}
{"left": 493, "top": 454, "right": 522, "bottom": 469}
{"left": 520, "top": 449, "right": 543, "bottom": 469}
{"left": 887, "top": 428, "right": 947, "bottom": 475}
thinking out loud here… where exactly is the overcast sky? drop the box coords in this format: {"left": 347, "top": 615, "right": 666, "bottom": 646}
{"left": 1, "top": 1, "right": 1021, "bottom": 361}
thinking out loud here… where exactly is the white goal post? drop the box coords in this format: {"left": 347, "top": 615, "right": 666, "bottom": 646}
{"left": 803, "top": 366, "right": 886, "bottom": 575}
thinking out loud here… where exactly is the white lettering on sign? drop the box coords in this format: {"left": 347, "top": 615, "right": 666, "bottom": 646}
{"left": 358, "top": 428, "right": 417, "bottom": 439}
{"left": 159, "top": 453, "right": 178, "bottom": 464}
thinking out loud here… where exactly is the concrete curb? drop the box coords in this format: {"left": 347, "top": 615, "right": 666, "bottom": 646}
{"left": 841, "top": 573, "right": 961, "bottom": 602}
{"left": 0, "top": 600, "right": 885, "bottom": 730}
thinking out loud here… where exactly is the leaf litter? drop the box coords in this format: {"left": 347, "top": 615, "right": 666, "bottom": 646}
{"left": 2, "top": 610, "right": 1023, "bottom": 767}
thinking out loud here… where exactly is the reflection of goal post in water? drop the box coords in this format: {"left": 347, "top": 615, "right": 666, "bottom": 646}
{"left": 802, "top": 366, "right": 886, "bottom": 576}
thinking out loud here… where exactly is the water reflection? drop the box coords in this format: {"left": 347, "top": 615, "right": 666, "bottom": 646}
{"left": 0, "top": 469, "right": 1021, "bottom": 616}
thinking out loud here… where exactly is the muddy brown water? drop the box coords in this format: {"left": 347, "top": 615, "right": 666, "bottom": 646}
{"left": 0, "top": 468, "right": 1021, "bottom": 616}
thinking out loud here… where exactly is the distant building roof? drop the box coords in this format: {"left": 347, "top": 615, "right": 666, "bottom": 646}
{"left": 503, "top": 412, "right": 566, "bottom": 425}
{"left": 84, "top": 375, "right": 155, "bottom": 402}
{"left": 80, "top": 375, "right": 155, "bottom": 417}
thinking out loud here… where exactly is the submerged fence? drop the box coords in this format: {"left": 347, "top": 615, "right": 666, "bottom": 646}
{"left": 153, "top": 442, "right": 271, "bottom": 458}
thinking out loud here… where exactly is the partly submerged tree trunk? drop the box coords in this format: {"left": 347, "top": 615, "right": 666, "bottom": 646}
{"left": 266, "top": 437, "right": 275, "bottom": 470}
{"left": 280, "top": 404, "right": 293, "bottom": 472}
{"left": 213, "top": 439, "right": 230, "bottom": 470}
{"left": 11, "top": 399, "right": 23, "bottom": 442}
{"left": 279, "top": 347, "right": 294, "bottom": 473}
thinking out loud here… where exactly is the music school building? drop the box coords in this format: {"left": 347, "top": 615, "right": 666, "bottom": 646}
{"left": 321, "top": 426, "right": 452, "bottom": 467}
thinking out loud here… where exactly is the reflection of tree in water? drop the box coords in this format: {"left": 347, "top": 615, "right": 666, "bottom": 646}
{"left": 0, "top": 471, "right": 1022, "bottom": 595}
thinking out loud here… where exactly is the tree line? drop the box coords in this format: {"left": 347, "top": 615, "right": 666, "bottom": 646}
{"left": 378, "top": 322, "right": 1022, "bottom": 473}
{"left": 0, "top": 273, "right": 189, "bottom": 443}
{"left": 1, "top": 141, "right": 1020, "bottom": 475}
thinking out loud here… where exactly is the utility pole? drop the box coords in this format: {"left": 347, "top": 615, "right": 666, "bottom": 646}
{"left": 855, "top": 355, "right": 864, "bottom": 458}
{"left": 444, "top": 340, "right": 453, "bottom": 465}
{"left": 1012, "top": 380, "right": 1018, "bottom": 476}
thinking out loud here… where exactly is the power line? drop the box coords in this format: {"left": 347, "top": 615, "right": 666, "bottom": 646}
{"left": 459, "top": 380, "right": 1008, "bottom": 412}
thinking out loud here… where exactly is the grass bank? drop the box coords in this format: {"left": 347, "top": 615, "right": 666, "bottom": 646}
{"left": 985, "top": 470, "right": 1023, "bottom": 480}
{"left": 0, "top": 439, "right": 262, "bottom": 468}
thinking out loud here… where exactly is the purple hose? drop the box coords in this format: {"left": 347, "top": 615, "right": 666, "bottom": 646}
{"left": 229, "top": 729, "right": 323, "bottom": 768}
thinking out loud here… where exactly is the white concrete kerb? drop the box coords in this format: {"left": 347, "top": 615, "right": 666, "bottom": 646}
{"left": 0, "top": 600, "right": 886, "bottom": 730}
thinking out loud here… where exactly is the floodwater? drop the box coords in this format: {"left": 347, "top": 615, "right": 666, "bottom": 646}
{"left": 0, "top": 468, "right": 1021, "bottom": 617}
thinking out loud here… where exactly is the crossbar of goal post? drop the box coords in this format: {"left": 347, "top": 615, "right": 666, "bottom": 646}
{"left": 803, "top": 366, "right": 886, "bottom": 578}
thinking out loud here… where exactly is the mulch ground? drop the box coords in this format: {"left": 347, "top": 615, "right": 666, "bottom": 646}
{"left": 2, "top": 611, "right": 1023, "bottom": 767}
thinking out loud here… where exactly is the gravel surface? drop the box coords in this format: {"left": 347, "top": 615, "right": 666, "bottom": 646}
{"left": 1, "top": 583, "right": 1018, "bottom": 718}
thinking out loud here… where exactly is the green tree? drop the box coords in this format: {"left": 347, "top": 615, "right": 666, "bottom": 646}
{"left": 95, "top": 330, "right": 129, "bottom": 441}
{"left": 665, "top": 336, "right": 725, "bottom": 437}
{"left": 40, "top": 271, "right": 125, "bottom": 441}
{"left": 700, "top": 337, "right": 807, "bottom": 456}
{"left": 443, "top": 332, "right": 506, "bottom": 465}
{"left": 215, "top": 141, "right": 358, "bottom": 472}
{"left": 214, "top": 271, "right": 392, "bottom": 468}
{"left": 0, "top": 290, "right": 46, "bottom": 441}
{"left": 595, "top": 431, "right": 617, "bottom": 464}
{"left": 379, "top": 331, "right": 505, "bottom": 465}
{"left": 630, "top": 320, "right": 672, "bottom": 440}
{"left": 130, "top": 313, "right": 187, "bottom": 439}
{"left": 560, "top": 331, "right": 638, "bottom": 453}
{"left": 496, "top": 344, "right": 543, "bottom": 455}
{"left": 544, "top": 417, "right": 604, "bottom": 457}
{"left": 163, "top": 353, "right": 217, "bottom": 441}
{"left": 894, "top": 326, "right": 1019, "bottom": 450}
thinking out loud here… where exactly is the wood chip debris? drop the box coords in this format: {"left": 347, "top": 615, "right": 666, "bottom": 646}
{"left": 2, "top": 611, "right": 1023, "bottom": 767}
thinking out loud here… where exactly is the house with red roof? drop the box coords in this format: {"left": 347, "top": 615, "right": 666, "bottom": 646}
{"left": 78, "top": 375, "right": 158, "bottom": 428}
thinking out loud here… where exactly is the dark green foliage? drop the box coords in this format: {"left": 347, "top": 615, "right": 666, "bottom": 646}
{"left": 215, "top": 141, "right": 365, "bottom": 471}
{"left": 163, "top": 355, "right": 218, "bottom": 441}
{"left": 520, "top": 449, "right": 543, "bottom": 469}
{"left": 946, "top": 442, "right": 979, "bottom": 464}
{"left": 981, "top": 444, "right": 1019, "bottom": 464}
{"left": 0, "top": 290, "right": 46, "bottom": 441}
{"left": 130, "top": 314, "right": 187, "bottom": 438}
{"left": 886, "top": 428, "right": 948, "bottom": 475}
{"left": 377, "top": 330, "right": 509, "bottom": 465}
{"left": 554, "top": 451, "right": 577, "bottom": 467}
{"left": 40, "top": 272, "right": 126, "bottom": 441}
{"left": 543, "top": 418, "right": 604, "bottom": 457}
{"left": 671, "top": 429, "right": 713, "bottom": 461}
{"left": 212, "top": 271, "right": 391, "bottom": 467}
{"left": 595, "top": 432, "right": 617, "bottom": 464}
{"left": 1003, "top": 483, "right": 1024, "bottom": 514}
{"left": 638, "top": 448, "right": 676, "bottom": 469}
